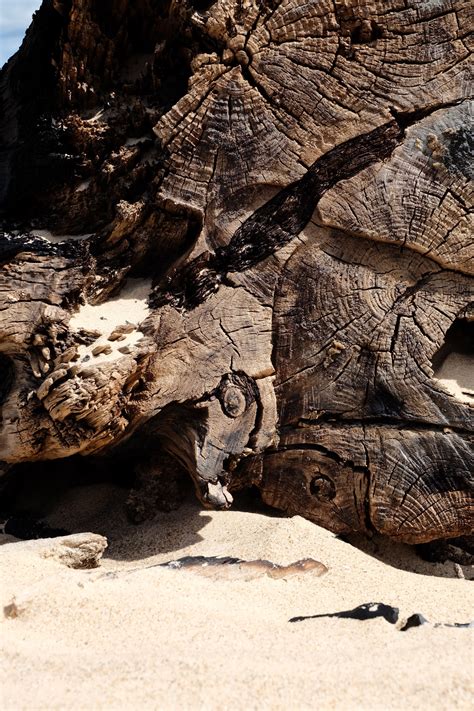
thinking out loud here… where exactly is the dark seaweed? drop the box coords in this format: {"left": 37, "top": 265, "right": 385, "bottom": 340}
{"left": 289, "top": 602, "right": 473, "bottom": 630}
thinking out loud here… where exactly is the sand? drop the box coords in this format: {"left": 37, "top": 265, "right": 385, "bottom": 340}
{"left": 68, "top": 279, "right": 152, "bottom": 333}
{"left": 0, "top": 482, "right": 472, "bottom": 711}
{"left": 434, "top": 352, "right": 474, "bottom": 405}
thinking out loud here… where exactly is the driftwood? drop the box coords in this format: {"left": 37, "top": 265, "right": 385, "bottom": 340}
{"left": 0, "top": 0, "right": 472, "bottom": 544}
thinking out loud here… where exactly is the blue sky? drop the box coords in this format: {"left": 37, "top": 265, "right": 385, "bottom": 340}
{"left": 0, "top": 0, "right": 41, "bottom": 66}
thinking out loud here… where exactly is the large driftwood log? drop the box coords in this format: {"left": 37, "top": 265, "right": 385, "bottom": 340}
{"left": 0, "top": 0, "right": 472, "bottom": 543}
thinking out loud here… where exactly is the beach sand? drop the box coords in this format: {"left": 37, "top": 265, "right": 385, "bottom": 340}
{"left": 1, "top": 483, "right": 472, "bottom": 710}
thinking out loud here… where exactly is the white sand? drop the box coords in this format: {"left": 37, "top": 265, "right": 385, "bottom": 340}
{"left": 0, "top": 485, "right": 472, "bottom": 711}
{"left": 69, "top": 278, "right": 152, "bottom": 366}
{"left": 69, "top": 278, "right": 152, "bottom": 332}
{"left": 434, "top": 352, "right": 474, "bottom": 404}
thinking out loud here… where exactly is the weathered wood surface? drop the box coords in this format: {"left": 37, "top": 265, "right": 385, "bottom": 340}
{"left": 0, "top": 0, "right": 472, "bottom": 543}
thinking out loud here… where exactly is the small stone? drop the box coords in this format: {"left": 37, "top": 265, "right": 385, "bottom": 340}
{"left": 108, "top": 324, "right": 135, "bottom": 340}
{"left": 39, "top": 359, "right": 50, "bottom": 374}
{"left": 92, "top": 343, "right": 112, "bottom": 356}
{"left": 3, "top": 595, "right": 30, "bottom": 619}
{"left": 4, "top": 601, "right": 20, "bottom": 619}
{"left": 59, "top": 346, "right": 79, "bottom": 363}
{"left": 40, "top": 533, "right": 108, "bottom": 569}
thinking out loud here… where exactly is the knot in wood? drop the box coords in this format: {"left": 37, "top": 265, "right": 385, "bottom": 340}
{"left": 217, "top": 372, "right": 257, "bottom": 418}
{"left": 309, "top": 474, "right": 336, "bottom": 502}
{"left": 221, "top": 385, "right": 247, "bottom": 418}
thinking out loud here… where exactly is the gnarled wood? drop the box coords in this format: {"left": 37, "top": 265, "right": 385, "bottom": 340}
{"left": 0, "top": 0, "right": 472, "bottom": 544}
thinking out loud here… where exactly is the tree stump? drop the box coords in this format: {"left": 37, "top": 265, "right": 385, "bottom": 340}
{"left": 0, "top": 0, "right": 472, "bottom": 543}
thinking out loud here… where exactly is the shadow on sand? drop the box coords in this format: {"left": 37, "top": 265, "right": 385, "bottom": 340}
{"left": 342, "top": 531, "right": 473, "bottom": 581}
{"left": 0, "top": 461, "right": 471, "bottom": 577}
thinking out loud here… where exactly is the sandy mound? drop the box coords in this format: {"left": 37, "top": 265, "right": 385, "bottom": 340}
{"left": 1, "top": 486, "right": 472, "bottom": 710}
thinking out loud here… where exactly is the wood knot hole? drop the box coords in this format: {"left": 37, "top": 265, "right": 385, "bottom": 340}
{"left": 310, "top": 474, "right": 336, "bottom": 502}
{"left": 351, "top": 19, "right": 382, "bottom": 45}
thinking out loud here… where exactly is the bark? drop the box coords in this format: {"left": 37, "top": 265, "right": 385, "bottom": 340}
{"left": 0, "top": 0, "right": 472, "bottom": 544}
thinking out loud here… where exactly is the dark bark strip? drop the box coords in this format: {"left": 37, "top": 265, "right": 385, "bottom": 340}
{"left": 153, "top": 93, "right": 472, "bottom": 311}
{"left": 153, "top": 121, "right": 402, "bottom": 309}
{"left": 225, "top": 122, "right": 401, "bottom": 270}
{"left": 154, "top": 100, "right": 471, "bottom": 311}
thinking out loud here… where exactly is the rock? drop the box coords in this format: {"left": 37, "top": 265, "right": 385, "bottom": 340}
{"left": 39, "top": 533, "right": 108, "bottom": 569}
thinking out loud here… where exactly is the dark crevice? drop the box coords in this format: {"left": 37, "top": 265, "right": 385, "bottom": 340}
{"left": 432, "top": 318, "right": 474, "bottom": 372}
{"left": 272, "top": 440, "right": 371, "bottom": 476}
{"left": 350, "top": 20, "right": 383, "bottom": 45}
{"left": 309, "top": 474, "right": 336, "bottom": 501}
{"left": 388, "top": 99, "right": 466, "bottom": 134}
{"left": 292, "top": 415, "right": 474, "bottom": 435}
{"left": 0, "top": 454, "right": 132, "bottom": 523}
{"left": 0, "top": 354, "right": 15, "bottom": 412}
{"left": 240, "top": 64, "right": 276, "bottom": 106}
{"left": 231, "top": 485, "right": 285, "bottom": 516}
{"left": 417, "top": 535, "right": 474, "bottom": 566}
{"left": 0, "top": 436, "right": 195, "bottom": 533}
{"left": 190, "top": 0, "right": 217, "bottom": 12}
{"left": 2, "top": 517, "right": 69, "bottom": 540}
{"left": 445, "top": 127, "right": 474, "bottom": 180}
{"left": 271, "top": 441, "right": 343, "bottom": 466}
